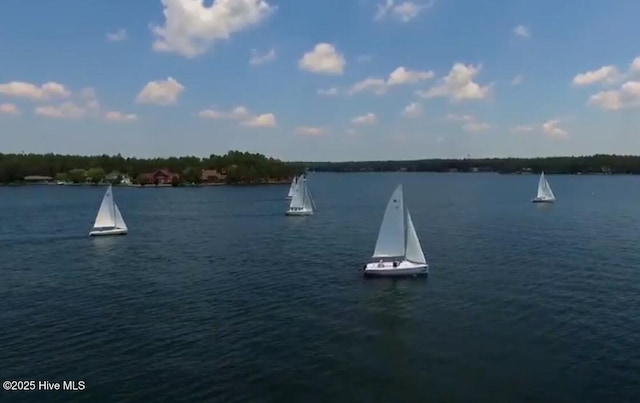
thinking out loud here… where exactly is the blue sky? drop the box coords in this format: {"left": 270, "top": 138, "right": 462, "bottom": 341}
{"left": 1, "top": 0, "right": 639, "bottom": 161}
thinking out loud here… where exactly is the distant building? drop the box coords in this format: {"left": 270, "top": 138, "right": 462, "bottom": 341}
{"left": 24, "top": 175, "right": 54, "bottom": 183}
{"left": 201, "top": 169, "right": 226, "bottom": 184}
{"left": 137, "top": 169, "right": 180, "bottom": 185}
{"left": 105, "top": 171, "right": 121, "bottom": 182}
{"left": 106, "top": 171, "right": 132, "bottom": 185}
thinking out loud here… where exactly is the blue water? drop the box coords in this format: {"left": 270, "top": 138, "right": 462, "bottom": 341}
{"left": 1, "top": 173, "right": 639, "bottom": 402}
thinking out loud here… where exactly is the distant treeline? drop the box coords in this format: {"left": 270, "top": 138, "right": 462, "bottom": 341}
{"left": 302, "top": 155, "right": 640, "bottom": 174}
{"left": 0, "top": 151, "right": 305, "bottom": 184}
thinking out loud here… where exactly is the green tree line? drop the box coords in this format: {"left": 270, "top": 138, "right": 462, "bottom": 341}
{"left": 302, "top": 155, "right": 640, "bottom": 174}
{"left": 0, "top": 151, "right": 305, "bottom": 184}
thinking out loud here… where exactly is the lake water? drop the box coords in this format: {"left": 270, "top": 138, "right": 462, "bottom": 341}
{"left": 1, "top": 173, "right": 639, "bottom": 402}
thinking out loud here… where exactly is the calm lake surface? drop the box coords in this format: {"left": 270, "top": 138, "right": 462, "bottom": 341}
{"left": 1, "top": 172, "right": 639, "bottom": 402}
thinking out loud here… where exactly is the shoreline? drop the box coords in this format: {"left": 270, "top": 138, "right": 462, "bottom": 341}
{"left": 0, "top": 181, "right": 291, "bottom": 187}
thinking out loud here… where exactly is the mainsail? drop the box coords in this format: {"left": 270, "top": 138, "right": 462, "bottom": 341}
{"left": 372, "top": 184, "right": 405, "bottom": 258}
{"left": 93, "top": 185, "right": 117, "bottom": 228}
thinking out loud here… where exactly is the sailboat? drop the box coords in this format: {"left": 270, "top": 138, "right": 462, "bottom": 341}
{"left": 363, "top": 184, "right": 428, "bottom": 277}
{"left": 286, "top": 175, "right": 298, "bottom": 200}
{"left": 89, "top": 184, "right": 128, "bottom": 236}
{"left": 285, "top": 175, "right": 316, "bottom": 216}
{"left": 531, "top": 171, "right": 556, "bottom": 203}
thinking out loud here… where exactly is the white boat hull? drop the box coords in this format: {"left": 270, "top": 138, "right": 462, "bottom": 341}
{"left": 531, "top": 197, "right": 555, "bottom": 203}
{"left": 363, "top": 260, "right": 428, "bottom": 277}
{"left": 285, "top": 209, "right": 313, "bottom": 216}
{"left": 89, "top": 227, "right": 128, "bottom": 236}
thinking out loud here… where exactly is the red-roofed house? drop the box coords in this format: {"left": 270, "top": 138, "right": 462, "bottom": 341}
{"left": 201, "top": 169, "right": 227, "bottom": 184}
{"left": 137, "top": 169, "right": 180, "bottom": 185}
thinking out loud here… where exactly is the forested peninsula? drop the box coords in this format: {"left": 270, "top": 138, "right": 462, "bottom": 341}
{"left": 303, "top": 154, "right": 640, "bottom": 175}
{"left": 0, "top": 151, "right": 305, "bottom": 185}
{"left": 1, "top": 153, "right": 638, "bottom": 186}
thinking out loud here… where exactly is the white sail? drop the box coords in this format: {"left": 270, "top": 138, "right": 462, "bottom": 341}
{"left": 405, "top": 209, "right": 426, "bottom": 264}
{"left": 92, "top": 185, "right": 116, "bottom": 228}
{"left": 114, "top": 202, "right": 127, "bottom": 230}
{"left": 536, "top": 172, "right": 555, "bottom": 200}
{"left": 372, "top": 184, "right": 405, "bottom": 258}
{"left": 302, "top": 180, "right": 315, "bottom": 212}
{"left": 287, "top": 176, "right": 298, "bottom": 198}
{"left": 288, "top": 178, "right": 305, "bottom": 210}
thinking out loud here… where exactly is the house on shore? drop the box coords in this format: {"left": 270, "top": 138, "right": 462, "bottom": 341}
{"left": 201, "top": 169, "right": 227, "bottom": 184}
{"left": 106, "top": 171, "right": 132, "bottom": 185}
{"left": 24, "top": 175, "right": 54, "bottom": 184}
{"left": 137, "top": 169, "right": 180, "bottom": 185}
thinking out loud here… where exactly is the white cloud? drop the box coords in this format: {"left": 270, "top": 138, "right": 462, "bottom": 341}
{"left": 542, "top": 119, "right": 568, "bottom": 138}
{"left": 351, "top": 113, "right": 377, "bottom": 125}
{"left": 572, "top": 66, "right": 620, "bottom": 86}
{"left": 349, "top": 66, "right": 434, "bottom": 95}
{"left": 571, "top": 56, "right": 640, "bottom": 88}
{"left": 198, "top": 105, "right": 274, "bottom": 127}
{"left": 136, "top": 77, "right": 184, "bottom": 105}
{"left": 151, "top": 0, "right": 275, "bottom": 58}
{"left": 588, "top": 81, "right": 640, "bottom": 110}
{"left": 241, "top": 113, "right": 276, "bottom": 127}
{"left": 401, "top": 102, "right": 423, "bottom": 118}
{"left": 510, "top": 125, "right": 535, "bottom": 133}
{"left": 511, "top": 74, "right": 524, "bottom": 85}
{"left": 510, "top": 121, "right": 567, "bottom": 138}
{"left": 387, "top": 66, "right": 435, "bottom": 85}
{"left": 30, "top": 86, "right": 134, "bottom": 121}
{"left": 375, "top": 0, "right": 433, "bottom": 22}
{"left": 446, "top": 113, "right": 489, "bottom": 132}
{"left": 0, "top": 81, "right": 70, "bottom": 101}
{"left": 463, "top": 122, "right": 490, "bottom": 132}
{"left": 249, "top": 48, "right": 276, "bottom": 65}
{"left": 318, "top": 87, "right": 338, "bottom": 96}
{"left": 416, "top": 63, "right": 491, "bottom": 102}
{"left": 35, "top": 102, "right": 86, "bottom": 119}
{"left": 349, "top": 78, "right": 388, "bottom": 95}
{"left": 446, "top": 113, "right": 474, "bottom": 122}
{"left": 298, "top": 43, "right": 345, "bottom": 75}
{"left": 572, "top": 56, "right": 640, "bottom": 109}
{"left": 294, "top": 126, "right": 327, "bottom": 135}
{"left": 106, "top": 28, "right": 127, "bottom": 42}
{"left": 78, "top": 87, "right": 100, "bottom": 112}
{"left": 514, "top": 25, "right": 531, "bottom": 38}
{"left": 104, "top": 111, "right": 137, "bottom": 122}
{"left": 198, "top": 105, "right": 250, "bottom": 119}
{"left": 0, "top": 103, "right": 20, "bottom": 115}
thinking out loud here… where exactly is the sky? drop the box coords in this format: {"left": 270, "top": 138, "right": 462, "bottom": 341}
{"left": 1, "top": 0, "right": 640, "bottom": 161}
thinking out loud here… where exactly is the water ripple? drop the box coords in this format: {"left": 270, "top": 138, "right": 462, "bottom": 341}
{"left": 1, "top": 175, "right": 639, "bottom": 402}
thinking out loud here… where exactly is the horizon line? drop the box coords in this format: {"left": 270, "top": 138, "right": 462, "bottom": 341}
{"left": 1, "top": 151, "right": 639, "bottom": 164}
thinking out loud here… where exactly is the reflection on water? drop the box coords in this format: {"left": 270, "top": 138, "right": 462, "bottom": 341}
{"left": 91, "top": 235, "right": 122, "bottom": 253}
